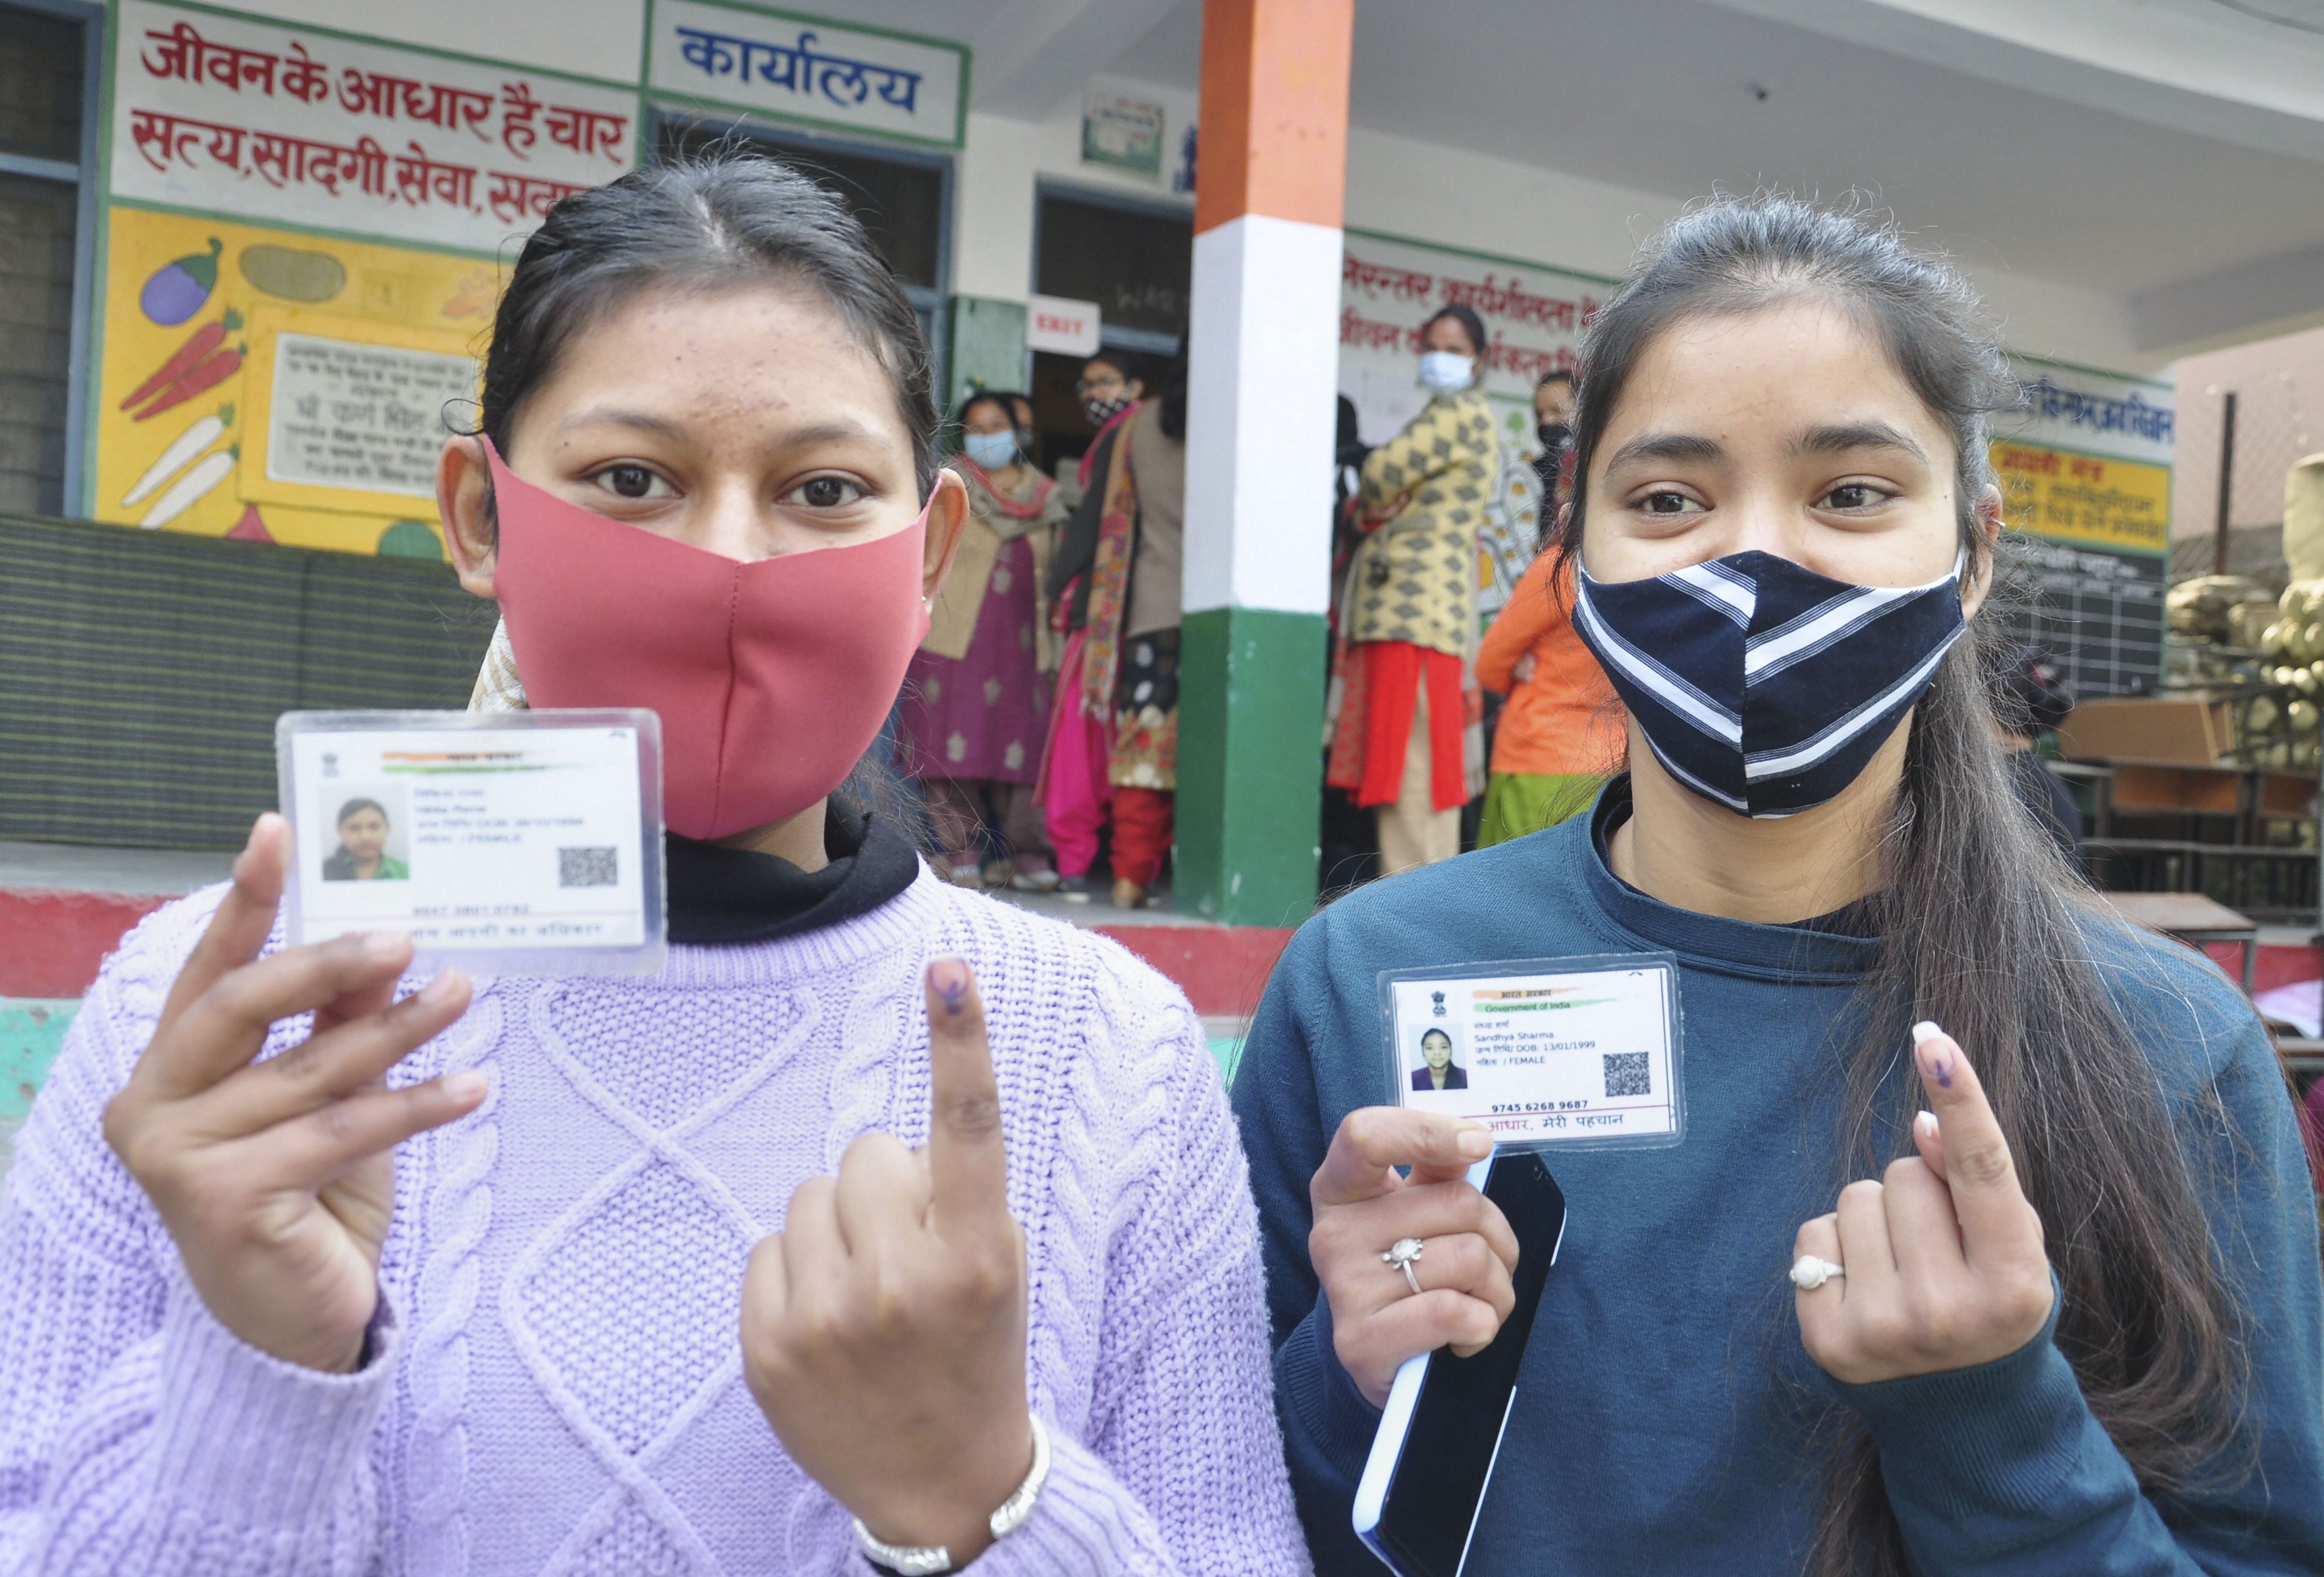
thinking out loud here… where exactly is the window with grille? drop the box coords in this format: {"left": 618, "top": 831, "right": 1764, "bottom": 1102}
{"left": 0, "top": 2, "right": 93, "bottom": 518}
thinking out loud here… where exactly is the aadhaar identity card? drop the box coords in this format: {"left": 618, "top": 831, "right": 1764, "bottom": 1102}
{"left": 277, "top": 710, "right": 666, "bottom": 975}
{"left": 1381, "top": 955, "right": 1684, "bottom": 1151}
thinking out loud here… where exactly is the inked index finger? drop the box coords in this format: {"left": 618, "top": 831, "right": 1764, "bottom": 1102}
{"left": 923, "top": 956, "right": 1009, "bottom": 1235}
{"left": 1312, "top": 1106, "right": 1493, "bottom": 1209}
{"left": 1910, "top": 1022, "right": 2035, "bottom": 1252}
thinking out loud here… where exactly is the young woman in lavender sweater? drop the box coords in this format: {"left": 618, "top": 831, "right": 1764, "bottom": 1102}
{"left": 0, "top": 155, "right": 1309, "bottom": 1577}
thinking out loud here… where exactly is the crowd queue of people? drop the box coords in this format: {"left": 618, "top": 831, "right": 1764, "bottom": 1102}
{"left": 2, "top": 153, "right": 2319, "bottom": 1577}
{"left": 898, "top": 282, "right": 1624, "bottom": 905}
{"left": 889, "top": 349, "right": 1189, "bottom": 910}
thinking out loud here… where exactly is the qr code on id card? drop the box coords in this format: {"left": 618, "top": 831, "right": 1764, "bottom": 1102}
{"left": 1602, "top": 1051, "right": 1651, "bottom": 1098}
{"left": 558, "top": 847, "right": 618, "bottom": 887}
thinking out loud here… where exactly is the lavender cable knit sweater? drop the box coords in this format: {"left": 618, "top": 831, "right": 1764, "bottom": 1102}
{"left": 0, "top": 869, "right": 1311, "bottom": 1576}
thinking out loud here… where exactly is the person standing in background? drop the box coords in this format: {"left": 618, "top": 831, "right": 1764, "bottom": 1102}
{"left": 1993, "top": 645, "right": 2082, "bottom": 861}
{"left": 1532, "top": 368, "right": 1576, "bottom": 501}
{"left": 1474, "top": 550, "right": 1622, "bottom": 843}
{"left": 896, "top": 391, "right": 1066, "bottom": 888}
{"left": 1007, "top": 392, "right": 1039, "bottom": 473}
{"left": 1476, "top": 400, "right": 1545, "bottom": 636}
{"left": 1321, "top": 395, "right": 1382, "bottom": 890}
{"left": 1326, "top": 305, "right": 1498, "bottom": 874}
{"left": 1042, "top": 354, "right": 1187, "bottom": 910}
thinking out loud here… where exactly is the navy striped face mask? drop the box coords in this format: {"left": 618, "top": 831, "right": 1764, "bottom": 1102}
{"left": 1573, "top": 548, "right": 1967, "bottom": 819}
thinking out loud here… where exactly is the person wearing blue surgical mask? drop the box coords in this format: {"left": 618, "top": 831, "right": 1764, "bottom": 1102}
{"left": 894, "top": 390, "right": 1068, "bottom": 890}
{"left": 1325, "top": 303, "right": 1498, "bottom": 873}
{"left": 1239, "top": 197, "right": 2324, "bottom": 1575}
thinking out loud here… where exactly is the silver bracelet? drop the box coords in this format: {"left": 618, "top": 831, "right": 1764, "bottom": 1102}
{"left": 853, "top": 1414, "right": 1052, "bottom": 1576}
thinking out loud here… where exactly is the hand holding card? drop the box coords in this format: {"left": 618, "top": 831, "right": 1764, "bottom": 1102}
{"left": 101, "top": 814, "right": 488, "bottom": 1373}
{"left": 1309, "top": 1107, "right": 1519, "bottom": 1407}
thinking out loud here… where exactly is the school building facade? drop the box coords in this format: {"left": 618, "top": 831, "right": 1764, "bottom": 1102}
{"left": 3, "top": 0, "right": 2322, "bottom": 950}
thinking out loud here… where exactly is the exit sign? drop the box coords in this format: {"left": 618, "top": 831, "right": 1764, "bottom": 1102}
{"left": 1025, "top": 294, "right": 1101, "bottom": 356}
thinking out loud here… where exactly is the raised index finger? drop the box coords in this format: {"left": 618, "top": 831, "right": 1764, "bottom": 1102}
{"left": 1911, "top": 1022, "right": 2035, "bottom": 1253}
{"left": 923, "top": 956, "right": 1009, "bottom": 1236}
{"left": 159, "top": 813, "right": 290, "bottom": 1031}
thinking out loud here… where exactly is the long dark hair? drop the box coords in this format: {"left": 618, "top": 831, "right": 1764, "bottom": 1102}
{"left": 472, "top": 150, "right": 938, "bottom": 496}
{"left": 1555, "top": 197, "right": 2241, "bottom": 1574}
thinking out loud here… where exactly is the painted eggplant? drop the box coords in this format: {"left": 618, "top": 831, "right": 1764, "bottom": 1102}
{"left": 140, "top": 238, "right": 223, "bottom": 326}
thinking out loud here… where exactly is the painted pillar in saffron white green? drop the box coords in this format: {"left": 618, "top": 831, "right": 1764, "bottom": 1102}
{"left": 1175, "top": 0, "right": 1353, "bottom": 926}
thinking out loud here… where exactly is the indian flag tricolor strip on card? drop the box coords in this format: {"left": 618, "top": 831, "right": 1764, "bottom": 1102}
{"left": 1378, "top": 954, "right": 1686, "bottom": 1152}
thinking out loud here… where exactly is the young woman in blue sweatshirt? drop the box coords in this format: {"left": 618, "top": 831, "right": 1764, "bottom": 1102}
{"left": 1233, "top": 198, "right": 2324, "bottom": 1576}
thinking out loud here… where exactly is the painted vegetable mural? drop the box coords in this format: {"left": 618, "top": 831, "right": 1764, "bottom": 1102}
{"left": 140, "top": 447, "right": 237, "bottom": 529}
{"left": 120, "top": 311, "right": 241, "bottom": 410}
{"left": 239, "top": 244, "right": 346, "bottom": 303}
{"left": 121, "top": 407, "right": 231, "bottom": 510}
{"left": 133, "top": 343, "right": 244, "bottom": 420}
{"left": 139, "top": 238, "right": 223, "bottom": 326}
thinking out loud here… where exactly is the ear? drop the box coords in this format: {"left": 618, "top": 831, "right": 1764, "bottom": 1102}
{"left": 437, "top": 434, "right": 498, "bottom": 599}
{"left": 920, "top": 468, "right": 970, "bottom": 606}
{"left": 1122, "top": 379, "right": 1147, "bottom": 404}
{"left": 1960, "top": 482, "right": 2003, "bottom": 621}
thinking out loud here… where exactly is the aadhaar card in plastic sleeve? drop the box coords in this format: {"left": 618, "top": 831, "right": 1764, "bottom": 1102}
{"left": 1379, "top": 954, "right": 1684, "bottom": 1152}
{"left": 277, "top": 710, "right": 665, "bottom": 976}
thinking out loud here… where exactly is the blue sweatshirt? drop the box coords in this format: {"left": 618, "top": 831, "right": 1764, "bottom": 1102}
{"left": 1233, "top": 789, "right": 2324, "bottom": 1575}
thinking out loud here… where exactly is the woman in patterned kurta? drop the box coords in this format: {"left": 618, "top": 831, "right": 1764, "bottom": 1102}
{"left": 1326, "top": 306, "right": 1499, "bottom": 874}
{"left": 895, "top": 392, "right": 1066, "bottom": 888}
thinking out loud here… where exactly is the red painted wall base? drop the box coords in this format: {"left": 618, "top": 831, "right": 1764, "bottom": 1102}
{"left": 2, "top": 885, "right": 2312, "bottom": 1030}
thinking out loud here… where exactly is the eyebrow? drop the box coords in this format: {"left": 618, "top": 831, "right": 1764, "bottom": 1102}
{"left": 1602, "top": 431, "right": 1726, "bottom": 470}
{"left": 557, "top": 406, "right": 691, "bottom": 443}
{"left": 1792, "top": 421, "right": 1928, "bottom": 463}
{"left": 555, "top": 410, "right": 886, "bottom": 450}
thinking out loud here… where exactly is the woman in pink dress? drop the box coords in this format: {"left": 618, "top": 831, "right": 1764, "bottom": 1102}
{"left": 896, "top": 390, "right": 1068, "bottom": 888}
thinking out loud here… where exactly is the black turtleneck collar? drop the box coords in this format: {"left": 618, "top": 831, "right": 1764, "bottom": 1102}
{"left": 665, "top": 799, "right": 920, "bottom": 945}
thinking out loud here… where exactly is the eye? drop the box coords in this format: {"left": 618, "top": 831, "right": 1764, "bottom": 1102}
{"left": 785, "top": 475, "right": 867, "bottom": 509}
{"left": 1635, "top": 489, "right": 1703, "bottom": 517}
{"left": 590, "top": 463, "right": 671, "bottom": 500}
{"left": 1820, "top": 482, "right": 1894, "bottom": 511}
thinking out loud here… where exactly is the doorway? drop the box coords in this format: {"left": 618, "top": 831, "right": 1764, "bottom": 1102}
{"left": 1028, "top": 186, "right": 1190, "bottom": 488}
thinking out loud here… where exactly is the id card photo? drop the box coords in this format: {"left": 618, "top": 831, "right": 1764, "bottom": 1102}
{"left": 1384, "top": 955, "right": 1683, "bottom": 1149}
{"left": 278, "top": 710, "right": 666, "bottom": 975}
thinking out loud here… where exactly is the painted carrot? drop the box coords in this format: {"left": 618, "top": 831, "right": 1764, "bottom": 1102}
{"left": 134, "top": 345, "right": 245, "bottom": 421}
{"left": 139, "top": 446, "right": 236, "bottom": 529}
{"left": 121, "top": 405, "right": 231, "bottom": 509}
{"left": 120, "top": 310, "right": 241, "bottom": 410}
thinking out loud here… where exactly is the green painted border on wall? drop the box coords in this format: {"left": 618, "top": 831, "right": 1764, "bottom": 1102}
{"left": 1, "top": 1000, "right": 80, "bottom": 1121}
{"left": 948, "top": 296, "right": 1029, "bottom": 415}
{"left": 1175, "top": 606, "right": 1328, "bottom": 927}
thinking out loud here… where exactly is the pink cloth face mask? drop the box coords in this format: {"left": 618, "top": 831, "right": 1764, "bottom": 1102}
{"left": 485, "top": 441, "right": 932, "bottom": 841}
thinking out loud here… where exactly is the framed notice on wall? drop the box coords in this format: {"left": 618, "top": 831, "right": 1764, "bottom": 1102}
{"left": 236, "top": 307, "right": 475, "bottom": 520}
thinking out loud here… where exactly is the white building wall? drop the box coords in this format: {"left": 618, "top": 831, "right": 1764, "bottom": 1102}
{"left": 955, "top": 90, "right": 1196, "bottom": 304}
{"left": 135, "top": 0, "right": 2156, "bottom": 378}
{"left": 948, "top": 86, "right": 2156, "bottom": 377}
